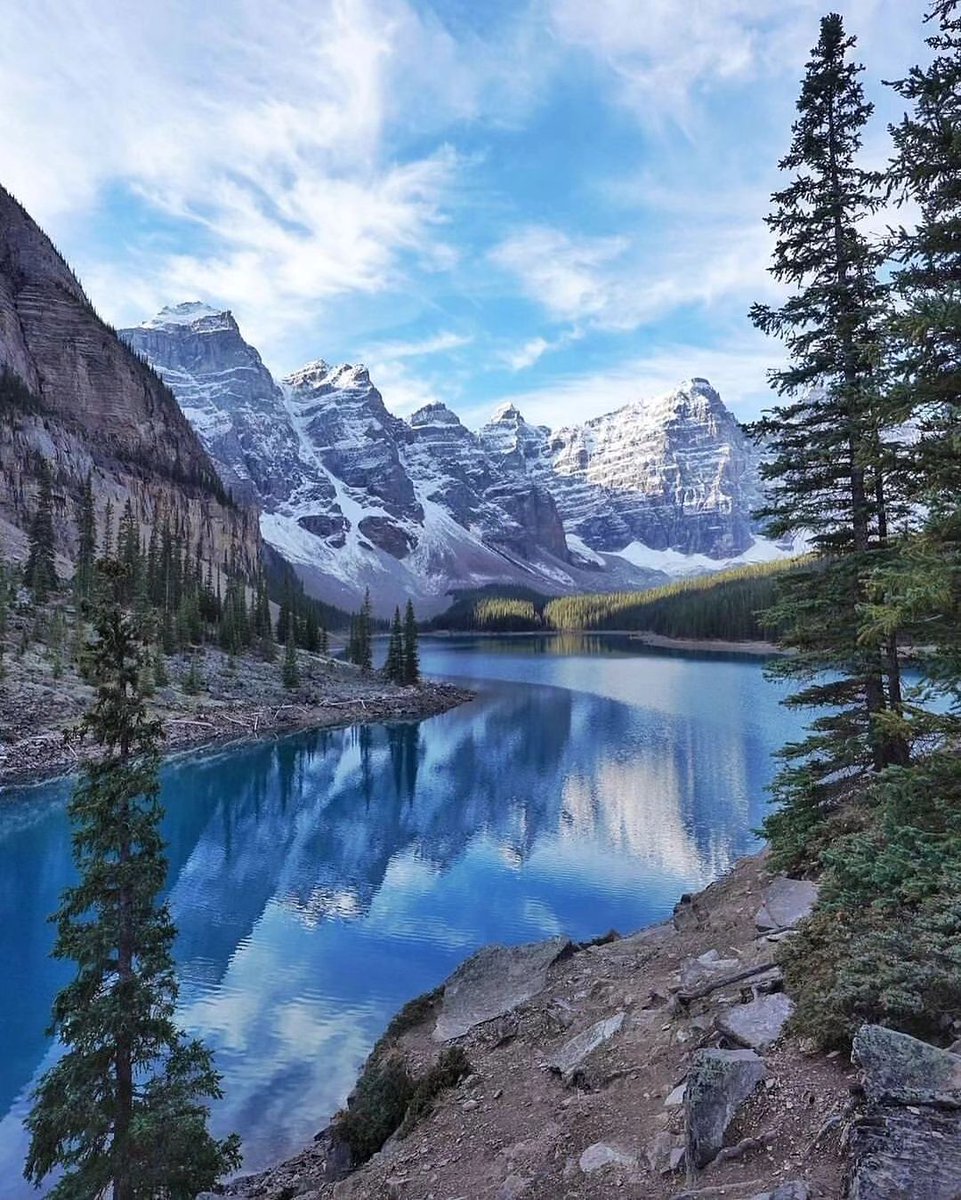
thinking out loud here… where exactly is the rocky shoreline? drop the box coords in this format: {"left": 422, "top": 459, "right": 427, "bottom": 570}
{"left": 218, "top": 851, "right": 960, "bottom": 1200}
{"left": 0, "top": 645, "right": 473, "bottom": 790}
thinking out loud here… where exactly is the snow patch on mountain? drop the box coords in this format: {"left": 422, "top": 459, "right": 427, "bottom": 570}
{"left": 612, "top": 533, "right": 799, "bottom": 577}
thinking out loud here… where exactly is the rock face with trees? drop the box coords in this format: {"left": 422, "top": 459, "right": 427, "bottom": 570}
{"left": 0, "top": 190, "right": 260, "bottom": 591}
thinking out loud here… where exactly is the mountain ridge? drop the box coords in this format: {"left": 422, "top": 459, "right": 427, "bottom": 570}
{"left": 121, "top": 303, "right": 789, "bottom": 615}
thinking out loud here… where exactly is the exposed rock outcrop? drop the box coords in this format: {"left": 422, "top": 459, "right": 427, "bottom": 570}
{"left": 848, "top": 1026, "right": 961, "bottom": 1199}
{"left": 0, "top": 197, "right": 258, "bottom": 578}
{"left": 433, "top": 936, "right": 572, "bottom": 1042}
{"left": 686, "top": 1048, "right": 767, "bottom": 1168}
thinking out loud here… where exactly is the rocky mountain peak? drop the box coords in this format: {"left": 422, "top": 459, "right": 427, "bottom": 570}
{"left": 409, "top": 402, "right": 463, "bottom": 428}
{"left": 122, "top": 300, "right": 782, "bottom": 612}
{"left": 141, "top": 301, "right": 238, "bottom": 333}
{"left": 490, "top": 401, "right": 525, "bottom": 423}
{"left": 284, "top": 361, "right": 371, "bottom": 394}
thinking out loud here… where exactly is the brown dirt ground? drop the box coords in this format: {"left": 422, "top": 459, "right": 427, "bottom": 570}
{"left": 227, "top": 853, "right": 852, "bottom": 1200}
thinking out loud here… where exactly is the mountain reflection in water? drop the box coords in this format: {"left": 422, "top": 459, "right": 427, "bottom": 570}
{"left": 0, "top": 635, "right": 800, "bottom": 1186}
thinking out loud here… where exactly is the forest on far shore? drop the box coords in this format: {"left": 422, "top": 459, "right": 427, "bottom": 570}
{"left": 428, "top": 559, "right": 793, "bottom": 641}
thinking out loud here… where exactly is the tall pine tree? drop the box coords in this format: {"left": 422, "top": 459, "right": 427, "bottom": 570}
{"left": 25, "top": 459, "right": 58, "bottom": 603}
{"left": 402, "top": 599, "right": 420, "bottom": 685}
{"left": 862, "top": 0, "right": 961, "bottom": 699}
{"left": 750, "top": 13, "right": 908, "bottom": 867}
{"left": 73, "top": 474, "right": 97, "bottom": 612}
{"left": 25, "top": 560, "right": 240, "bottom": 1199}
{"left": 385, "top": 607, "right": 404, "bottom": 682}
{"left": 282, "top": 620, "right": 300, "bottom": 690}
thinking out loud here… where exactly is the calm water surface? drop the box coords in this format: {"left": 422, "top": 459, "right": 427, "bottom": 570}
{"left": 0, "top": 635, "right": 804, "bottom": 1189}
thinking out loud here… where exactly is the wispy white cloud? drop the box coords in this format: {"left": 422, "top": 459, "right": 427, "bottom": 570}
{"left": 500, "top": 328, "right": 583, "bottom": 371}
{"left": 470, "top": 333, "right": 786, "bottom": 430}
{"left": 548, "top": 0, "right": 817, "bottom": 128}
{"left": 365, "top": 331, "right": 473, "bottom": 360}
{"left": 490, "top": 218, "right": 776, "bottom": 334}
{"left": 0, "top": 0, "right": 535, "bottom": 356}
{"left": 490, "top": 228, "right": 629, "bottom": 324}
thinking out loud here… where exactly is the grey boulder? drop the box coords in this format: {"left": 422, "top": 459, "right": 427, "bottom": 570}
{"left": 717, "top": 992, "right": 795, "bottom": 1051}
{"left": 685, "top": 1048, "right": 766, "bottom": 1169}
{"left": 848, "top": 1025, "right": 961, "bottom": 1199}
{"left": 755, "top": 876, "right": 818, "bottom": 931}
{"left": 853, "top": 1024, "right": 961, "bottom": 1105}
{"left": 433, "top": 936, "right": 571, "bottom": 1041}
{"left": 548, "top": 1011, "right": 626, "bottom": 1082}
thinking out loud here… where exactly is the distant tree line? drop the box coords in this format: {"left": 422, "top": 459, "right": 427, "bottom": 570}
{"left": 543, "top": 562, "right": 791, "bottom": 639}
{"left": 428, "top": 564, "right": 792, "bottom": 641}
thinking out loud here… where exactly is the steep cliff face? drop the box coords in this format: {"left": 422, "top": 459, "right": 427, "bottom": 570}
{"left": 0, "top": 191, "right": 259, "bottom": 576}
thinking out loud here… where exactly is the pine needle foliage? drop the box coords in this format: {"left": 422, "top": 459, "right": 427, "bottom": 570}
{"left": 24, "top": 560, "right": 240, "bottom": 1199}
{"left": 25, "top": 458, "right": 58, "bottom": 603}
{"left": 402, "top": 600, "right": 420, "bottom": 685}
{"left": 749, "top": 13, "right": 910, "bottom": 868}
{"left": 384, "top": 607, "right": 405, "bottom": 683}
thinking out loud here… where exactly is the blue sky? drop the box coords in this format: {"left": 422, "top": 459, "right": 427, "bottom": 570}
{"left": 1, "top": 0, "right": 930, "bottom": 428}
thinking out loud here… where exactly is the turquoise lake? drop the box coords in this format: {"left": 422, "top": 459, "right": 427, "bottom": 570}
{"left": 0, "top": 634, "right": 805, "bottom": 1189}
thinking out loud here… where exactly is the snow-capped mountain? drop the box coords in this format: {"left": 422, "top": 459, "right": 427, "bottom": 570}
{"left": 479, "top": 378, "right": 764, "bottom": 564}
{"left": 121, "top": 304, "right": 785, "bottom": 614}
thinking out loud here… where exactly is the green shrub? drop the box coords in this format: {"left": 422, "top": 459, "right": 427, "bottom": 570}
{"left": 781, "top": 753, "right": 961, "bottom": 1048}
{"left": 337, "top": 1053, "right": 414, "bottom": 1165}
{"left": 399, "top": 1046, "right": 471, "bottom": 1136}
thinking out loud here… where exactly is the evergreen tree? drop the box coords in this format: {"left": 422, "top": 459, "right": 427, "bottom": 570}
{"left": 117, "top": 500, "right": 141, "bottom": 606}
{"left": 153, "top": 646, "right": 169, "bottom": 689}
{"left": 304, "top": 608, "right": 320, "bottom": 654}
{"left": 402, "top": 599, "right": 420, "bottom": 685}
{"left": 358, "top": 589, "right": 373, "bottom": 672}
{"left": 73, "top": 474, "right": 97, "bottom": 612}
{"left": 25, "top": 459, "right": 58, "bottom": 603}
{"left": 182, "top": 652, "right": 204, "bottom": 696}
{"left": 385, "top": 607, "right": 404, "bottom": 682}
{"left": 101, "top": 498, "right": 115, "bottom": 558}
{"left": 749, "top": 13, "right": 909, "bottom": 866}
{"left": 282, "top": 622, "right": 300, "bottom": 690}
{"left": 24, "top": 561, "right": 240, "bottom": 1199}
{"left": 320, "top": 623, "right": 329, "bottom": 656}
{"left": 0, "top": 562, "right": 9, "bottom": 680}
{"left": 863, "top": 1, "right": 961, "bottom": 702}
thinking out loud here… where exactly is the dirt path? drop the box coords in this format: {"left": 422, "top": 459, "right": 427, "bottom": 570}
{"left": 225, "top": 853, "right": 850, "bottom": 1200}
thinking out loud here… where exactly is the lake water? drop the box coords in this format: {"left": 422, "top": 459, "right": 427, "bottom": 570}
{"left": 0, "top": 634, "right": 804, "bottom": 1190}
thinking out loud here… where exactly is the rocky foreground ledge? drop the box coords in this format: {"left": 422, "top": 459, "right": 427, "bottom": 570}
{"left": 217, "top": 853, "right": 961, "bottom": 1200}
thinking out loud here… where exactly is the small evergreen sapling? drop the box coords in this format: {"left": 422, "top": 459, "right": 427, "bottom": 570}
{"left": 282, "top": 622, "right": 300, "bottom": 690}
